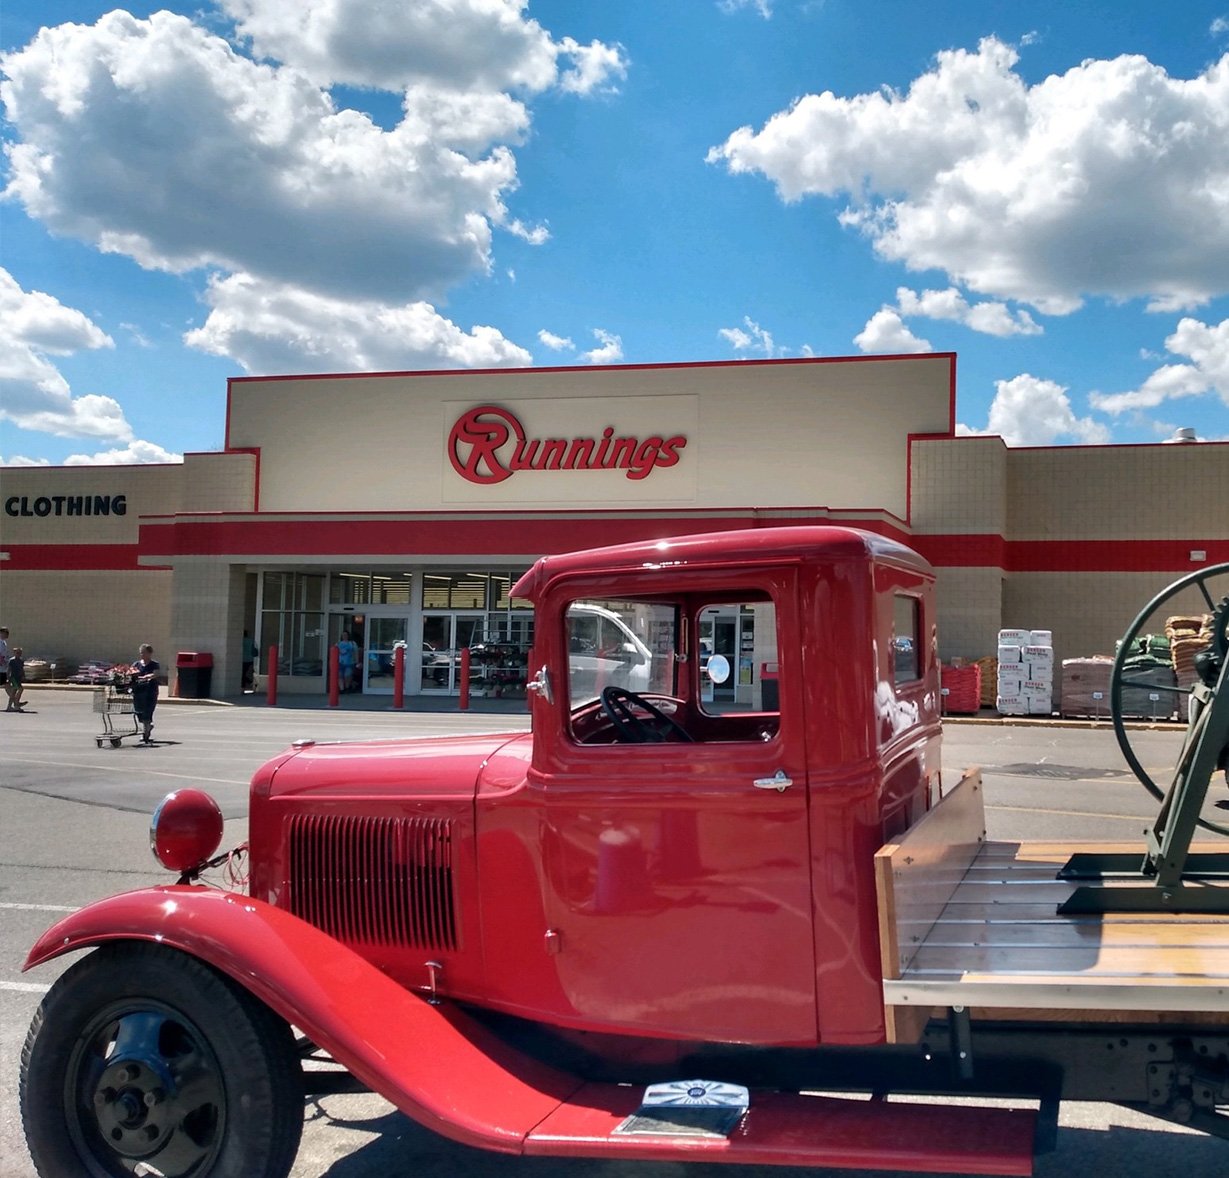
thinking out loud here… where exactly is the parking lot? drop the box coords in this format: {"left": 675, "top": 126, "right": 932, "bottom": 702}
{"left": 2, "top": 688, "right": 1226, "bottom": 1177}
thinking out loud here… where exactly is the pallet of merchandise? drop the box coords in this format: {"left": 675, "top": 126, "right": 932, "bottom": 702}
{"left": 1059, "top": 656, "right": 1113, "bottom": 719}
{"left": 940, "top": 663, "right": 982, "bottom": 715}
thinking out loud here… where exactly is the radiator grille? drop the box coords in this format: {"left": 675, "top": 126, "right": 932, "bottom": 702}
{"left": 287, "top": 814, "right": 457, "bottom": 951}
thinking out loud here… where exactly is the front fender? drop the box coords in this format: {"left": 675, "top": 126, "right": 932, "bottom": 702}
{"left": 25, "top": 887, "right": 581, "bottom": 1154}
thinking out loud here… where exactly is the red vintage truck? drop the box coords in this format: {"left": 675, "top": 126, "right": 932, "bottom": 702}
{"left": 18, "top": 526, "right": 1229, "bottom": 1177}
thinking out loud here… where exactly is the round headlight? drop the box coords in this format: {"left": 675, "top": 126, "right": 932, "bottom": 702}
{"left": 150, "top": 789, "right": 224, "bottom": 875}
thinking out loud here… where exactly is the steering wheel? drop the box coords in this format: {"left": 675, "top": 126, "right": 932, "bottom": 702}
{"left": 600, "top": 686, "right": 694, "bottom": 744}
{"left": 1110, "top": 561, "right": 1229, "bottom": 836}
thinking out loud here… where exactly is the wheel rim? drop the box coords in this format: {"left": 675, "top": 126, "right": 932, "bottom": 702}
{"left": 65, "top": 1000, "right": 226, "bottom": 1177}
{"left": 1110, "top": 562, "right": 1229, "bottom": 836}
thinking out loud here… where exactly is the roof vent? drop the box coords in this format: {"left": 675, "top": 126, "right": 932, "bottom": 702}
{"left": 1163, "top": 427, "right": 1199, "bottom": 443}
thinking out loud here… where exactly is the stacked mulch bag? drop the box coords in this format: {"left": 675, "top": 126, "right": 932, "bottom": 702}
{"left": 1060, "top": 656, "right": 1114, "bottom": 718}
{"left": 1167, "top": 613, "right": 1214, "bottom": 692}
{"left": 1116, "top": 632, "right": 1178, "bottom": 719}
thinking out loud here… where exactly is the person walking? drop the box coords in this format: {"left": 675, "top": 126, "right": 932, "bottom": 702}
{"left": 5, "top": 645, "right": 25, "bottom": 712}
{"left": 0, "top": 626, "right": 10, "bottom": 693}
{"left": 131, "top": 644, "right": 160, "bottom": 743}
{"left": 242, "top": 629, "right": 258, "bottom": 691}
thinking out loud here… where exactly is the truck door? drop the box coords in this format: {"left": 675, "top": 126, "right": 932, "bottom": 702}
{"left": 540, "top": 576, "right": 816, "bottom": 1046}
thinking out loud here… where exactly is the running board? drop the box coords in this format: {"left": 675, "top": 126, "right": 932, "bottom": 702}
{"left": 525, "top": 1084, "right": 1037, "bottom": 1175}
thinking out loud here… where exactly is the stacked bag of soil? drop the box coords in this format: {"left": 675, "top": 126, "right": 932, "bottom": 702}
{"left": 1060, "top": 657, "right": 1114, "bottom": 718}
{"left": 1166, "top": 613, "right": 1214, "bottom": 693}
{"left": 1116, "top": 632, "right": 1178, "bottom": 719}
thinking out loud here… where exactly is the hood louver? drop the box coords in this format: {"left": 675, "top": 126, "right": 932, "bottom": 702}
{"left": 287, "top": 813, "right": 457, "bottom": 951}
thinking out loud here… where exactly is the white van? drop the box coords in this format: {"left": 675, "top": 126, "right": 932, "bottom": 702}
{"left": 565, "top": 601, "right": 655, "bottom": 703}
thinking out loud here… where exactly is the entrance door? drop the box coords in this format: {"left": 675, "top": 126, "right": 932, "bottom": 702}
{"left": 365, "top": 616, "right": 409, "bottom": 694}
{"left": 420, "top": 612, "right": 485, "bottom": 692}
{"left": 327, "top": 614, "right": 365, "bottom": 693}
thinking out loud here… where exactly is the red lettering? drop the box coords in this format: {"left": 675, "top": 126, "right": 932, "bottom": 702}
{"left": 447, "top": 406, "right": 689, "bottom": 485}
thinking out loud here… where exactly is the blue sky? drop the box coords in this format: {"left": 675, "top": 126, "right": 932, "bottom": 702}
{"left": 2, "top": 0, "right": 1227, "bottom": 466}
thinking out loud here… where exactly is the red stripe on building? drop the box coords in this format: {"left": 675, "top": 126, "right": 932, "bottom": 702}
{"left": 3, "top": 544, "right": 146, "bottom": 571}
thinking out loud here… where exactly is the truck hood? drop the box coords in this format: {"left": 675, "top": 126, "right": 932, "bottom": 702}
{"left": 260, "top": 731, "right": 531, "bottom": 801}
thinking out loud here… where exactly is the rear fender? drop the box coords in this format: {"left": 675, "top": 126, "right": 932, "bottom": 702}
{"left": 25, "top": 886, "right": 581, "bottom": 1153}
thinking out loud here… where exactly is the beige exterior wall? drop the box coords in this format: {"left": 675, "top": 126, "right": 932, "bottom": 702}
{"left": 227, "top": 357, "right": 953, "bottom": 519}
{"left": 1005, "top": 444, "right": 1228, "bottom": 540}
{"left": 911, "top": 437, "right": 1229, "bottom": 667}
{"left": 910, "top": 436, "right": 1008, "bottom": 534}
{"left": 0, "top": 570, "right": 171, "bottom": 672}
{"left": 1, "top": 452, "right": 256, "bottom": 679}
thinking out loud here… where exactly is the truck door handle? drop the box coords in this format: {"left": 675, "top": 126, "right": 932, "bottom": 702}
{"left": 753, "top": 770, "right": 792, "bottom": 792}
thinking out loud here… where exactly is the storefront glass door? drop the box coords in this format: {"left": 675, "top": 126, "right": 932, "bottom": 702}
{"left": 420, "top": 612, "right": 485, "bottom": 692}
{"left": 366, "top": 616, "right": 409, "bottom": 694}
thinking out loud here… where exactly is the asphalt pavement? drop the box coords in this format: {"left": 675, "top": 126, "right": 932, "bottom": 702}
{"left": 2, "top": 688, "right": 1226, "bottom": 1177}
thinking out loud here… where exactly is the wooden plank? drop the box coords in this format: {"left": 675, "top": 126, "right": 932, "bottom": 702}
{"left": 882, "top": 836, "right": 1229, "bottom": 1019}
{"left": 875, "top": 769, "right": 985, "bottom": 1043}
{"left": 907, "top": 942, "right": 1229, "bottom": 977}
{"left": 875, "top": 768, "right": 986, "bottom": 976}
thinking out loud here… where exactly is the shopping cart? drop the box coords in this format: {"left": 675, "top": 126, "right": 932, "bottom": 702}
{"left": 93, "top": 684, "right": 139, "bottom": 748}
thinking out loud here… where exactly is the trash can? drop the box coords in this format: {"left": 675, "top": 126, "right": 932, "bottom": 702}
{"left": 176, "top": 651, "right": 213, "bottom": 699}
{"left": 760, "top": 661, "right": 779, "bottom": 711}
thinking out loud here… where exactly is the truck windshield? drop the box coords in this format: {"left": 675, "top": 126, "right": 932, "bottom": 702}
{"left": 565, "top": 600, "right": 675, "bottom": 707}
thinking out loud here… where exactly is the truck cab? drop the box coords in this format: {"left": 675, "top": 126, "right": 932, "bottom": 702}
{"left": 247, "top": 525, "right": 941, "bottom": 1049}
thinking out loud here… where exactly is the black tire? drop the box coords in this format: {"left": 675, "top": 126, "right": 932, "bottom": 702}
{"left": 20, "top": 941, "right": 303, "bottom": 1178}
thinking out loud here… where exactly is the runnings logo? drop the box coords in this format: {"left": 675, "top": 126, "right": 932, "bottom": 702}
{"left": 448, "top": 405, "right": 687, "bottom": 485}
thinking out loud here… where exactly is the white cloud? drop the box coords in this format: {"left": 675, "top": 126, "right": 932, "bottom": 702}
{"left": 1213, "top": 17, "right": 1229, "bottom": 37}
{"left": 538, "top": 329, "right": 574, "bottom": 351}
{"left": 709, "top": 37, "right": 1229, "bottom": 313}
{"left": 718, "top": 0, "right": 774, "bottom": 17}
{"left": 61, "top": 440, "right": 183, "bottom": 465}
{"left": 719, "top": 316, "right": 779, "bottom": 356}
{"left": 1, "top": 1, "right": 626, "bottom": 427}
{"left": 556, "top": 37, "right": 629, "bottom": 95}
{"left": 896, "top": 287, "right": 1041, "bottom": 337}
{"left": 0, "top": 268, "right": 134, "bottom": 441}
{"left": 854, "top": 309, "right": 932, "bottom": 354}
{"left": 220, "top": 0, "right": 625, "bottom": 95}
{"left": 1090, "top": 316, "right": 1229, "bottom": 413}
{"left": 184, "top": 273, "right": 532, "bottom": 374}
{"left": 1, "top": 11, "right": 521, "bottom": 304}
{"left": 581, "top": 328, "right": 623, "bottom": 365}
{"left": 963, "top": 373, "right": 1110, "bottom": 446}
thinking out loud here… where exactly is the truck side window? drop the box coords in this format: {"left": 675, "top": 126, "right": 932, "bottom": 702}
{"left": 698, "top": 600, "right": 777, "bottom": 724}
{"left": 566, "top": 600, "right": 674, "bottom": 711}
{"left": 892, "top": 594, "right": 921, "bottom": 684}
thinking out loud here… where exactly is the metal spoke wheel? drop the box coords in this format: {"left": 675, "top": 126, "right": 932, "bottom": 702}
{"left": 20, "top": 941, "right": 302, "bottom": 1178}
{"left": 1110, "top": 562, "right": 1229, "bottom": 835}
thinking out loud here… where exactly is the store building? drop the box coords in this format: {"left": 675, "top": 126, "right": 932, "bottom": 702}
{"left": 2, "top": 354, "right": 1225, "bottom": 699}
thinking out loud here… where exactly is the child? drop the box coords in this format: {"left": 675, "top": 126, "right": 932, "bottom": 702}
{"left": 6, "top": 646, "right": 25, "bottom": 712}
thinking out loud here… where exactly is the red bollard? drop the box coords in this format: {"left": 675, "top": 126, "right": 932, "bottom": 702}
{"left": 266, "top": 646, "right": 278, "bottom": 706}
{"left": 393, "top": 644, "right": 405, "bottom": 709}
{"left": 328, "top": 644, "right": 340, "bottom": 708}
{"left": 459, "top": 647, "right": 471, "bottom": 711}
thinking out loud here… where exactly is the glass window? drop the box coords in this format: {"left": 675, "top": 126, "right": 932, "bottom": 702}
{"left": 566, "top": 600, "right": 674, "bottom": 708}
{"left": 892, "top": 594, "right": 921, "bottom": 685}
{"left": 697, "top": 600, "right": 775, "bottom": 716}
{"left": 260, "top": 572, "right": 325, "bottom": 676}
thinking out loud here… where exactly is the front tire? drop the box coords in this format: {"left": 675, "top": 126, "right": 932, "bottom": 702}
{"left": 20, "top": 941, "right": 303, "bottom": 1178}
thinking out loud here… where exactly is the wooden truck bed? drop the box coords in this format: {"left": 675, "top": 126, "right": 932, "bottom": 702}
{"left": 875, "top": 770, "right": 1229, "bottom": 1043}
